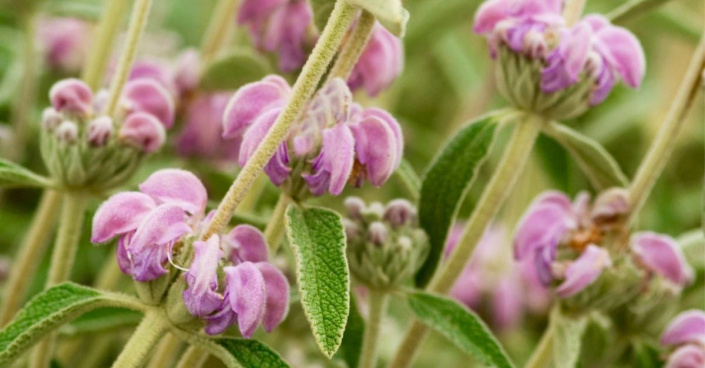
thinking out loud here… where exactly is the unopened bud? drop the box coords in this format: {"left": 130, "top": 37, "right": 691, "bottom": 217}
{"left": 42, "top": 108, "right": 62, "bottom": 131}
{"left": 119, "top": 112, "right": 166, "bottom": 153}
{"left": 344, "top": 196, "right": 366, "bottom": 219}
{"left": 384, "top": 199, "right": 416, "bottom": 227}
{"left": 87, "top": 116, "right": 113, "bottom": 146}
{"left": 55, "top": 121, "right": 78, "bottom": 143}
{"left": 591, "top": 188, "right": 631, "bottom": 225}
{"left": 368, "top": 222, "right": 387, "bottom": 246}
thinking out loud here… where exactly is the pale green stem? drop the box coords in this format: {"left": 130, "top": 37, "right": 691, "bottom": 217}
{"left": 264, "top": 194, "right": 292, "bottom": 252}
{"left": 200, "top": 0, "right": 241, "bottom": 66}
{"left": 104, "top": 0, "right": 154, "bottom": 118}
{"left": 328, "top": 10, "right": 374, "bottom": 80}
{"left": 202, "top": 1, "right": 358, "bottom": 241}
{"left": 146, "top": 333, "right": 182, "bottom": 368}
{"left": 81, "top": 0, "right": 132, "bottom": 91}
{"left": 238, "top": 172, "right": 268, "bottom": 213}
{"left": 608, "top": 0, "right": 675, "bottom": 25}
{"left": 11, "top": 12, "right": 38, "bottom": 157}
{"left": 563, "top": 0, "right": 587, "bottom": 25}
{"left": 96, "top": 254, "right": 125, "bottom": 290}
{"left": 0, "top": 190, "right": 62, "bottom": 326}
{"left": 358, "top": 290, "right": 389, "bottom": 368}
{"left": 628, "top": 33, "right": 705, "bottom": 225}
{"left": 388, "top": 114, "right": 543, "bottom": 368}
{"left": 111, "top": 310, "right": 170, "bottom": 368}
{"left": 174, "top": 346, "right": 209, "bottom": 368}
{"left": 524, "top": 321, "right": 555, "bottom": 368}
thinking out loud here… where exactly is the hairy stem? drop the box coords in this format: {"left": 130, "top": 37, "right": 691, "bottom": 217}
{"left": 104, "top": 0, "right": 154, "bottom": 118}
{"left": 146, "top": 333, "right": 182, "bottom": 368}
{"left": 200, "top": 0, "right": 241, "bottom": 66}
{"left": 264, "top": 194, "right": 292, "bottom": 252}
{"left": 0, "top": 190, "right": 62, "bottom": 326}
{"left": 111, "top": 310, "right": 170, "bottom": 368}
{"left": 174, "top": 346, "right": 209, "bottom": 368}
{"left": 628, "top": 33, "right": 705, "bottom": 225}
{"left": 329, "top": 10, "right": 374, "bottom": 80}
{"left": 358, "top": 290, "right": 389, "bottom": 368}
{"left": 202, "top": 0, "right": 358, "bottom": 240}
{"left": 563, "top": 0, "right": 587, "bottom": 25}
{"left": 81, "top": 0, "right": 131, "bottom": 90}
{"left": 524, "top": 320, "right": 555, "bottom": 368}
{"left": 389, "top": 114, "right": 543, "bottom": 368}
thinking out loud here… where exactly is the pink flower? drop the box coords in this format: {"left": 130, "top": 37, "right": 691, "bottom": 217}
{"left": 50, "top": 78, "right": 93, "bottom": 117}
{"left": 661, "top": 311, "right": 705, "bottom": 368}
{"left": 91, "top": 169, "right": 207, "bottom": 281}
{"left": 238, "top": 0, "right": 314, "bottom": 72}
{"left": 176, "top": 93, "right": 239, "bottom": 161}
{"left": 665, "top": 345, "right": 705, "bottom": 368}
{"left": 555, "top": 244, "right": 611, "bottom": 298}
{"left": 632, "top": 232, "right": 694, "bottom": 287}
{"left": 38, "top": 17, "right": 90, "bottom": 73}
{"left": 348, "top": 23, "right": 404, "bottom": 96}
{"left": 119, "top": 112, "right": 166, "bottom": 153}
{"left": 121, "top": 79, "right": 175, "bottom": 127}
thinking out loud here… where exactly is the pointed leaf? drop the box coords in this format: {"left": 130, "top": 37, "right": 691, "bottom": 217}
{"left": 0, "top": 283, "right": 143, "bottom": 366}
{"left": 200, "top": 50, "right": 271, "bottom": 91}
{"left": 543, "top": 122, "right": 628, "bottom": 190}
{"left": 552, "top": 308, "right": 587, "bottom": 368}
{"left": 285, "top": 205, "right": 350, "bottom": 358}
{"left": 335, "top": 295, "right": 364, "bottom": 368}
{"left": 217, "top": 339, "right": 290, "bottom": 368}
{"left": 0, "top": 159, "right": 53, "bottom": 188}
{"left": 394, "top": 159, "right": 421, "bottom": 201}
{"left": 407, "top": 291, "right": 515, "bottom": 368}
{"left": 415, "top": 116, "right": 499, "bottom": 287}
{"left": 310, "top": 0, "right": 336, "bottom": 32}
{"left": 347, "top": 0, "right": 409, "bottom": 36}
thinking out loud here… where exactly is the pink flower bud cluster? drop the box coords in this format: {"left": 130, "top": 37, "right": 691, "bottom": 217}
{"left": 91, "top": 169, "right": 289, "bottom": 337}
{"left": 660, "top": 310, "right": 705, "bottom": 368}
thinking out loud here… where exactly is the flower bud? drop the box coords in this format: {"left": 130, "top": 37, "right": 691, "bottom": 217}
{"left": 348, "top": 23, "right": 404, "bottom": 97}
{"left": 661, "top": 310, "right": 705, "bottom": 347}
{"left": 122, "top": 79, "right": 175, "bottom": 127}
{"left": 665, "top": 345, "right": 705, "bottom": 368}
{"left": 344, "top": 196, "right": 366, "bottom": 219}
{"left": 38, "top": 17, "right": 90, "bottom": 73}
{"left": 49, "top": 78, "right": 93, "bottom": 117}
{"left": 87, "top": 116, "right": 113, "bottom": 146}
{"left": 590, "top": 188, "right": 631, "bottom": 225}
{"left": 384, "top": 199, "right": 416, "bottom": 227}
{"left": 42, "top": 108, "right": 63, "bottom": 131}
{"left": 119, "top": 112, "right": 167, "bottom": 153}
{"left": 55, "top": 121, "right": 79, "bottom": 143}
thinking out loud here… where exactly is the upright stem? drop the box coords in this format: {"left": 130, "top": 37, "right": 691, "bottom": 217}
{"left": 0, "top": 190, "right": 62, "bottom": 326}
{"left": 174, "top": 346, "right": 209, "bottom": 368}
{"left": 202, "top": 1, "right": 358, "bottom": 240}
{"left": 11, "top": 12, "right": 38, "bottom": 156}
{"left": 563, "top": 0, "right": 587, "bottom": 25}
{"left": 111, "top": 310, "right": 170, "bottom": 368}
{"left": 628, "top": 33, "right": 705, "bottom": 225}
{"left": 264, "top": 194, "right": 292, "bottom": 252}
{"left": 524, "top": 322, "right": 555, "bottom": 368}
{"left": 146, "top": 333, "right": 182, "bottom": 368}
{"left": 388, "top": 115, "right": 543, "bottom": 368}
{"left": 104, "top": 0, "right": 154, "bottom": 118}
{"left": 358, "top": 290, "right": 389, "bottom": 368}
{"left": 329, "top": 10, "right": 374, "bottom": 80}
{"left": 81, "top": 0, "right": 132, "bottom": 91}
{"left": 200, "top": 0, "right": 241, "bottom": 66}
{"left": 608, "top": 0, "right": 675, "bottom": 25}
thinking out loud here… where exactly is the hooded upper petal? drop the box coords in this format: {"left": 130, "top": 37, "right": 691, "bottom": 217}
{"left": 255, "top": 262, "right": 290, "bottom": 332}
{"left": 661, "top": 310, "right": 705, "bottom": 347}
{"left": 225, "top": 262, "right": 267, "bottom": 338}
{"left": 514, "top": 198, "right": 573, "bottom": 260}
{"left": 350, "top": 114, "right": 399, "bottom": 186}
{"left": 91, "top": 192, "right": 156, "bottom": 243}
{"left": 139, "top": 169, "right": 208, "bottom": 216}
{"left": 183, "top": 235, "right": 224, "bottom": 317}
{"left": 665, "top": 345, "right": 705, "bottom": 368}
{"left": 122, "top": 79, "right": 175, "bottom": 127}
{"left": 225, "top": 225, "right": 269, "bottom": 264}
{"left": 584, "top": 14, "right": 645, "bottom": 88}
{"left": 555, "top": 244, "right": 611, "bottom": 298}
{"left": 119, "top": 112, "right": 167, "bottom": 153}
{"left": 348, "top": 23, "right": 404, "bottom": 96}
{"left": 303, "top": 123, "right": 355, "bottom": 196}
{"left": 222, "top": 77, "right": 290, "bottom": 139}
{"left": 632, "top": 232, "right": 694, "bottom": 286}
{"left": 49, "top": 78, "right": 93, "bottom": 117}
{"left": 237, "top": 107, "right": 291, "bottom": 185}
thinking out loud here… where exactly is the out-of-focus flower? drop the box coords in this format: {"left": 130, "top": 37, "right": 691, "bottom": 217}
{"left": 473, "top": 0, "right": 645, "bottom": 118}
{"left": 238, "top": 0, "right": 314, "bottom": 72}
{"left": 631, "top": 232, "right": 694, "bottom": 287}
{"left": 447, "top": 223, "right": 550, "bottom": 330}
{"left": 38, "top": 17, "right": 91, "bottom": 73}
{"left": 348, "top": 23, "right": 404, "bottom": 97}
{"left": 223, "top": 76, "right": 403, "bottom": 199}
{"left": 660, "top": 310, "right": 705, "bottom": 368}
{"left": 176, "top": 93, "right": 240, "bottom": 161}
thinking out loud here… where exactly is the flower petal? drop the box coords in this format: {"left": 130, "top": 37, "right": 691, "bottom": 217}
{"left": 139, "top": 169, "right": 208, "bottom": 215}
{"left": 555, "top": 245, "right": 611, "bottom": 298}
{"left": 183, "top": 235, "right": 224, "bottom": 317}
{"left": 238, "top": 107, "right": 291, "bottom": 185}
{"left": 91, "top": 192, "right": 156, "bottom": 243}
{"left": 665, "top": 345, "right": 705, "bottom": 368}
{"left": 49, "top": 78, "right": 93, "bottom": 117}
{"left": 256, "top": 262, "right": 290, "bottom": 332}
{"left": 594, "top": 23, "right": 645, "bottom": 88}
{"left": 225, "top": 262, "right": 267, "bottom": 338}
{"left": 222, "top": 77, "right": 290, "bottom": 139}
{"left": 631, "top": 232, "right": 693, "bottom": 286}
{"left": 513, "top": 201, "right": 572, "bottom": 260}
{"left": 661, "top": 310, "right": 705, "bottom": 346}
{"left": 204, "top": 296, "right": 238, "bottom": 335}
{"left": 122, "top": 79, "right": 175, "bottom": 127}
{"left": 225, "top": 225, "right": 269, "bottom": 264}
{"left": 350, "top": 115, "right": 399, "bottom": 187}
{"left": 303, "top": 123, "right": 355, "bottom": 196}
{"left": 119, "top": 112, "right": 167, "bottom": 153}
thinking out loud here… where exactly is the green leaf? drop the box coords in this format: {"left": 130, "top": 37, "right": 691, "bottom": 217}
{"left": 310, "top": 0, "right": 336, "bottom": 32}
{"left": 407, "top": 291, "right": 514, "bottom": 368}
{"left": 0, "top": 283, "right": 143, "bottom": 366}
{"left": 415, "top": 116, "right": 498, "bottom": 287}
{"left": 217, "top": 339, "right": 290, "bottom": 368}
{"left": 59, "top": 307, "right": 142, "bottom": 336}
{"left": 679, "top": 230, "right": 705, "bottom": 270}
{"left": 285, "top": 205, "right": 350, "bottom": 358}
{"left": 347, "top": 0, "right": 409, "bottom": 36}
{"left": 199, "top": 50, "right": 271, "bottom": 91}
{"left": 394, "top": 159, "right": 421, "bottom": 201}
{"left": 552, "top": 308, "right": 588, "bottom": 368}
{"left": 0, "top": 159, "right": 53, "bottom": 188}
{"left": 335, "top": 295, "right": 364, "bottom": 368}
{"left": 543, "top": 122, "right": 628, "bottom": 190}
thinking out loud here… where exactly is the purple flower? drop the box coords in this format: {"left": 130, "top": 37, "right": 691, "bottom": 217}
{"left": 38, "top": 17, "right": 90, "bottom": 73}
{"left": 238, "top": 0, "right": 314, "bottom": 72}
{"left": 555, "top": 244, "right": 611, "bottom": 297}
{"left": 348, "top": 23, "right": 404, "bottom": 96}
{"left": 661, "top": 310, "right": 705, "bottom": 347}
{"left": 665, "top": 345, "right": 705, "bottom": 368}
{"left": 176, "top": 93, "right": 239, "bottom": 161}
{"left": 632, "top": 232, "right": 694, "bottom": 287}
{"left": 91, "top": 169, "right": 207, "bottom": 281}
{"left": 183, "top": 235, "right": 224, "bottom": 317}
{"left": 121, "top": 79, "right": 175, "bottom": 128}
{"left": 50, "top": 78, "right": 93, "bottom": 117}
{"left": 118, "top": 112, "right": 167, "bottom": 153}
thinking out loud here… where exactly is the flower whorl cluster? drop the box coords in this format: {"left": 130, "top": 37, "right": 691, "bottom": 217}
{"left": 659, "top": 310, "right": 705, "bottom": 368}
{"left": 238, "top": 0, "right": 315, "bottom": 73}
{"left": 41, "top": 78, "right": 174, "bottom": 189}
{"left": 347, "top": 23, "right": 404, "bottom": 97}
{"left": 223, "top": 76, "right": 404, "bottom": 199}
{"left": 91, "top": 169, "right": 290, "bottom": 337}
{"left": 515, "top": 189, "right": 693, "bottom": 308}
{"left": 343, "top": 197, "right": 428, "bottom": 289}
{"left": 474, "top": 0, "right": 645, "bottom": 119}
{"left": 447, "top": 224, "right": 550, "bottom": 331}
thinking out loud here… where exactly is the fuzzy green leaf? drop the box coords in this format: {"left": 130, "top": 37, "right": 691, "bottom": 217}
{"left": 347, "top": 0, "right": 409, "bottom": 36}
{"left": 217, "top": 339, "right": 290, "bottom": 368}
{"left": 552, "top": 308, "right": 588, "bottom": 368}
{"left": 199, "top": 50, "right": 271, "bottom": 91}
{"left": 335, "top": 295, "right": 364, "bottom": 368}
{"left": 407, "top": 291, "right": 515, "bottom": 368}
{"left": 285, "top": 205, "right": 350, "bottom": 358}
{"left": 0, "top": 159, "right": 53, "bottom": 188}
{"left": 543, "top": 122, "right": 628, "bottom": 190}
{"left": 0, "top": 283, "right": 142, "bottom": 366}
{"left": 415, "top": 116, "right": 498, "bottom": 287}
{"left": 310, "top": 0, "right": 336, "bottom": 32}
